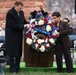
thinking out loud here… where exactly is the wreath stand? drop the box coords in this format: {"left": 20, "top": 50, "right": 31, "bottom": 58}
{"left": 24, "top": 38, "right": 54, "bottom": 67}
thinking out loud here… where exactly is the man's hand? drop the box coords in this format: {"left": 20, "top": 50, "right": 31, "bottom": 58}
{"left": 24, "top": 24, "right": 31, "bottom": 28}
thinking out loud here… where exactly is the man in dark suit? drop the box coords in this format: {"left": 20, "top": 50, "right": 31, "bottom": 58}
{"left": 52, "top": 12, "right": 73, "bottom": 73}
{"left": 5, "top": 1, "right": 30, "bottom": 73}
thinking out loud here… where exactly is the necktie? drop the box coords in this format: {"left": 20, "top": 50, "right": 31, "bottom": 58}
{"left": 18, "top": 13, "right": 20, "bottom": 17}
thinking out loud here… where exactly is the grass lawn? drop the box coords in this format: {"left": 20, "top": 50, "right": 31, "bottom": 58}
{"left": 6, "top": 62, "right": 76, "bottom": 75}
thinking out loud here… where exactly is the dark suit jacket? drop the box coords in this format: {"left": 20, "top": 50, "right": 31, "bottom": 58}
{"left": 54, "top": 21, "right": 72, "bottom": 47}
{"left": 5, "top": 7, "right": 28, "bottom": 57}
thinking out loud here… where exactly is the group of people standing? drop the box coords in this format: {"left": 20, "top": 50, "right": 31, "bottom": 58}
{"left": 5, "top": 0, "right": 73, "bottom": 74}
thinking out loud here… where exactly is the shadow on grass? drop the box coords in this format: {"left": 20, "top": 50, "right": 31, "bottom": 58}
{"left": 6, "top": 62, "right": 76, "bottom": 73}
{"left": 6, "top": 67, "right": 76, "bottom": 73}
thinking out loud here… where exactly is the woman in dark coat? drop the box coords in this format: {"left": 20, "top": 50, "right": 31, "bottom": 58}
{"left": 5, "top": 1, "right": 29, "bottom": 73}
{"left": 29, "top": 2, "right": 45, "bottom": 20}
{"left": 52, "top": 11, "right": 73, "bottom": 73}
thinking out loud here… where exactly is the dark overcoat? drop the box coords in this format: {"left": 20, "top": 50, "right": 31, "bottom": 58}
{"left": 5, "top": 7, "right": 28, "bottom": 57}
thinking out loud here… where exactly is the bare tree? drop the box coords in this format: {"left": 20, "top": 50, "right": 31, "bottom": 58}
{"left": 46, "top": 0, "right": 75, "bottom": 25}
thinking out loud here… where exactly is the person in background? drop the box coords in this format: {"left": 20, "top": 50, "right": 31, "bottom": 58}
{"left": 63, "top": 18, "right": 75, "bottom": 35}
{"left": 29, "top": 2, "right": 45, "bottom": 20}
{"left": 5, "top": 1, "right": 30, "bottom": 73}
{"left": 63, "top": 18, "right": 70, "bottom": 24}
{"left": 44, "top": 12, "right": 50, "bottom": 21}
{"left": 0, "top": 21, "right": 6, "bottom": 57}
{"left": 52, "top": 11, "right": 73, "bottom": 73}
{"left": 0, "top": 21, "right": 6, "bottom": 43}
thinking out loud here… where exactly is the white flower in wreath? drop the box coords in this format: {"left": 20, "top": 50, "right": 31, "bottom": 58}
{"left": 38, "top": 39, "right": 44, "bottom": 44}
{"left": 39, "top": 46, "right": 45, "bottom": 52}
{"left": 46, "top": 44, "right": 50, "bottom": 47}
{"left": 38, "top": 20, "right": 44, "bottom": 25}
{"left": 52, "top": 30, "right": 58, "bottom": 35}
{"left": 46, "top": 25, "right": 52, "bottom": 32}
{"left": 49, "top": 38, "right": 55, "bottom": 44}
{"left": 41, "top": 39, "right": 44, "bottom": 42}
{"left": 26, "top": 38, "right": 32, "bottom": 45}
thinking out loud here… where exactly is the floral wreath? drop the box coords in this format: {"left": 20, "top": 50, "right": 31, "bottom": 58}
{"left": 24, "top": 14, "right": 58, "bottom": 52}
